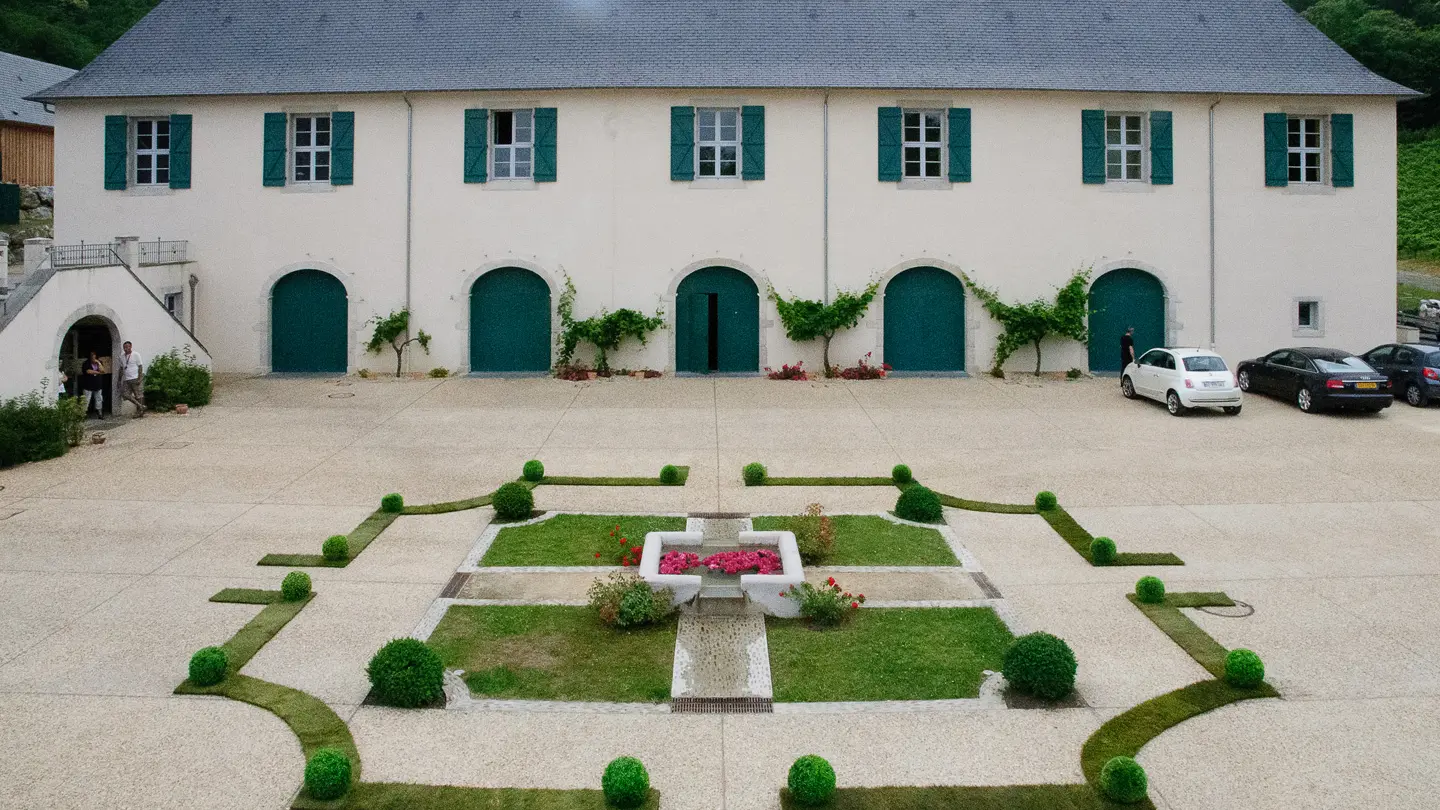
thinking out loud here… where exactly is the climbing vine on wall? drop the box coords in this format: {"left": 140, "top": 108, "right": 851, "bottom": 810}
{"left": 555, "top": 273, "right": 665, "bottom": 373}
{"left": 768, "top": 281, "right": 880, "bottom": 374}
{"left": 963, "top": 268, "right": 1091, "bottom": 377}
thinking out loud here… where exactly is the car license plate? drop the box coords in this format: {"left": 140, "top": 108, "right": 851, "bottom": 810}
{"left": 1203, "top": 381, "right": 1224, "bottom": 388}
{"left": 1356, "top": 382, "right": 1378, "bottom": 390}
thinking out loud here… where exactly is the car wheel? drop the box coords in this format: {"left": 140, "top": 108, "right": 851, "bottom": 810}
{"left": 1406, "top": 382, "right": 1427, "bottom": 407}
{"left": 1223, "top": 406, "right": 1242, "bottom": 415}
{"left": 1166, "top": 391, "right": 1186, "bottom": 416}
{"left": 1121, "top": 376, "right": 1137, "bottom": 399}
{"left": 1296, "top": 387, "right": 1316, "bottom": 413}
{"left": 1238, "top": 370, "right": 1251, "bottom": 392}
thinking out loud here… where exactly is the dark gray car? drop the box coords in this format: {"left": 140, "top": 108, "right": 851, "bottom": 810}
{"left": 1361, "top": 343, "right": 1440, "bottom": 407}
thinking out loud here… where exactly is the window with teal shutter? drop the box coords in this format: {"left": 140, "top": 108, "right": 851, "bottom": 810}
{"left": 1264, "top": 113, "right": 1288, "bottom": 187}
{"left": 741, "top": 106, "right": 765, "bottom": 180}
{"left": 877, "top": 107, "right": 902, "bottom": 181}
{"left": 104, "top": 115, "right": 127, "bottom": 190}
{"left": 168, "top": 114, "right": 192, "bottom": 189}
{"left": 1081, "top": 109, "right": 1105, "bottom": 184}
{"left": 262, "top": 112, "right": 287, "bottom": 187}
{"left": 1330, "top": 113, "right": 1353, "bottom": 188}
{"left": 1149, "top": 111, "right": 1172, "bottom": 185}
{"left": 947, "top": 107, "right": 970, "bottom": 183}
{"left": 463, "top": 109, "right": 488, "bottom": 183}
{"left": 671, "top": 106, "right": 695, "bottom": 181}
{"left": 330, "top": 111, "right": 353, "bottom": 185}
{"left": 534, "top": 107, "right": 557, "bottom": 182}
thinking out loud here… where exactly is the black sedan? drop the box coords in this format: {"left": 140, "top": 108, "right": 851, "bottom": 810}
{"left": 1236, "top": 348, "right": 1392, "bottom": 413}
{"left": 1360, "top": 343, "right": 1440, "bottom": 407}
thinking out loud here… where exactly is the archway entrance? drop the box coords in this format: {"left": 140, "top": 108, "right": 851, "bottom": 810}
{"left": 883, "top": 267, "right": 966, "bottom": 372}
{"left": 271, "top": 269, "right": 348, "bottom": 373}
{"left": 1088, "top": 268, "right": 1165, "bottom": 373}
{"left": 59, "top": 316, "right": 117, "bottom": 417}
{"left": 470, "top": 267, "right": 552, "bottom": 373}
{"left": 675, "top": 266, "right": 760, "bottom": 374}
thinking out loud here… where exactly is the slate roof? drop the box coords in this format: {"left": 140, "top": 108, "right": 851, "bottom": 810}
{"left": 33, "top": 0, "right": 1417, "bottom": 101}
{"left": 2, "top": 51, "right": 76, "bottom": 126}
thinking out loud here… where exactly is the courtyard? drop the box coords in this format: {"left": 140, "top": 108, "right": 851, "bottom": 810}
{"left": 1, "top": 373, "right": 1439, "bottom": 808}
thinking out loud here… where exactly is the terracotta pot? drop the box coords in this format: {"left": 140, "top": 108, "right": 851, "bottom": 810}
{"left": 91, "top": 433, "right": 106, "bottom": 445}
{"left": 586, "top": 371, "right": 598, "bottom": 380}
{"left": 175, "top": 404, "right": 189, "bottom": 415}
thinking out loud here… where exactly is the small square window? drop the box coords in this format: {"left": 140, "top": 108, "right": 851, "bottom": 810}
{"left": 163, "top": 292, "right": 183, "bottom": 320}
{"left": 1297, "top": 300, "right": 1320, "bottom": 330}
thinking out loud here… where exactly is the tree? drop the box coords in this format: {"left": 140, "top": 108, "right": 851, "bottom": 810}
{"left": 1296, "top": 0, "right": 1440, "bottom": 129}
{"left": 963, "top": 269, "right": 1091, "bottom": 377}
{"left": 768, "top": 282, "right": 880, "bottom": 374}
{"left": 555, "top": 273, "right": 664, "bottom": 373}
{"left": 364, "top": 309, "right": 431, "bottom": 377}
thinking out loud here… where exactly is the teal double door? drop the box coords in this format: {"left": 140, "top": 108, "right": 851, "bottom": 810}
{"left": 271, "top": 269, "right": 348, "bottom": 373}
{"left": 676, "top": 267, "right": 760, "bottom": 373}
{"left": 883, "top": 267, "right": 966, "bottom": 372}
{"left": 471, "top": 267, "right": 552, "bottom": 373}
{"left": 1088, "top": 268, "right": 1166, "bottom": 373}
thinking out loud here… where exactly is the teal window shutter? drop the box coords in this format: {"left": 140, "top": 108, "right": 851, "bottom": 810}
{"left": 1081, "top": 109, "right": 1106, "bottom": 184}
{"left": 1331, "top": 113, "right": 1354, "bottom": 188}
{"left": 534, "top": 107, "right": 557, "bottom": 182}
{"left": 330, "top": 111, "right": 354, "bottom": 185}
{"left": 741, "top": 105, "right": 765, "bottom": 180}
{"left": 671, "top": 106, "right": 695, "bottom": 181}
{"left": 1149, "top": 111, "right": 1173, "bottom": 185}
{"left": 168, "top": 114, "right": 192, "bottom": 189}
{"left": 262, "top": 112, "right": 287, "bottom": 187}
{"left": 1264, "top": 113, "right": 1288, "bottom": 187}
{"left": 104, "top": 115, "right": 127, "bottom": 190}
{"left": 878, "top": 107, "right": 902, "bottom": 182}
{"left": 947, "top": 107, "right": 971, "bottom": 183}
{"left": 464, "top": 109, "right": 488, "bottom": 183}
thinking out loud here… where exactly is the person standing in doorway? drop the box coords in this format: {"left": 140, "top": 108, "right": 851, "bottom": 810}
{"left": 1120, "top": 327, "right": 1137, "bottom": 370}
{"left": 80, "top": 351, "right": 105, "bottom": 418}
{"left": 117, "top": 341, "right": 146, "bottom": 418}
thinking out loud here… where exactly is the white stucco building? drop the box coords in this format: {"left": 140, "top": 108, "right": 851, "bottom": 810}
{"left": 19, "top": 0, "right": 1414, "bottom": 382}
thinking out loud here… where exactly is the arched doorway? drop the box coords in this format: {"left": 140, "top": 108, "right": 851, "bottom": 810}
{"left": 883, "top": 267, "right": 966, "bottom": 372}
{"left": 1088, "top": 268, "right": 1166, "bottom": 373}
{"left": 470, "top": 267, "right": 552, "bottom": 373}
{"left": 271, "top": 269, "right": 348, "bottom": 373}
{"left": 59, "top": 315, "right": 117, "bottom": 417}
{"left": 675, "top": 266, "right": 760, "bottom": 374}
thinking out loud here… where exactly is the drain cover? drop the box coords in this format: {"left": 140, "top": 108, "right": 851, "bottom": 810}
{"left": 1197, "top": 600, "right": 1255, "bottom": 618}
{"left": 671, "top": 697, "right": 773, "bottom": 714}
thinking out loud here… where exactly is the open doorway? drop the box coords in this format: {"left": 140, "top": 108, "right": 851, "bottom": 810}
{"left": 59, "top": 316, "right": 117, "bottom": 418}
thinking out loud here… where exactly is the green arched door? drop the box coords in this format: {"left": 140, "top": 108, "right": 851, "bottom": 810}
{"left": 271, "top": 269, "right": 347, "bottom": 373}
{"left": 883, "top": 267, "right": 966, "bottom": 372}
{"left": 470, "top": 267, "right": 552, "bottom": 372}
{"left": 1088, "top": 268, "right": 1166, "bottom": 373}
{"left": 676, "top": 267, "right": 760, "bottom": 373}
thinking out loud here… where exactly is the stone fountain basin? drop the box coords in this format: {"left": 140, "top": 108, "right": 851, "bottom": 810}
{"left": 640, "top": 530, "right": 804, "bottom": 616}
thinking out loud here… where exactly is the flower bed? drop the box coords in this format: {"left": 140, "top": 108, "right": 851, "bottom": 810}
{"left": 766, "top": 362, "right": 810, "bottom": 381}
{"left": 829, "top": 353, "right": 890, "bottom": 380}
{"left": 701, "top": 549, "right": 782, "bottom": 575}
{"left": 658, "top": 550, "right": 700, "bottom": 575}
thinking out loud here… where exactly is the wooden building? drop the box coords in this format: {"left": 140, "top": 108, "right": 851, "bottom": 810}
{"left": 1, "top": 51, "right": 75, "bottom": 186}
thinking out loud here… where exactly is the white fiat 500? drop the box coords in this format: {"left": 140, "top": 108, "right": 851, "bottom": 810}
{"left": 1121, "top": 348, "right": 1243, "bottom": 416}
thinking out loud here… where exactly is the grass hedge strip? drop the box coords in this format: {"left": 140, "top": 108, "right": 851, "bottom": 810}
{"left": 259, "top": 510, "right": 400, "bottom": 569}
{"left": 1040, "top": 508, "right": 1184, "bottom": 567}
{"left": 780, "top": 785, "right": 1150, "bottom": 810}
{"left": 934, "top": 492, "right": 1039, "bottom": 514}
{"left": 763, "top": 476, "right": 900, "bottom": 487}
{"left": 209, "top": 588, "right": 284, "bottom": 605}
{"left": 402, "top": 494, "right": 494, "bottom": 515}
{"left": 293, "top": 784, "right": 660, "bottom": 810}
{"left": 182, "top": 593, "right": 313, "bottom": 678}
{"left": 1126, "top": 593, "right": 1238, "bottom": 678}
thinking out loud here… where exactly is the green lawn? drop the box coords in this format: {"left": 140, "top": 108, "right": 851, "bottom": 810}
{"left": 427, "top": 605, "right": 676, "bottom": 702}
{"left": 479, "top": 514, "right": 686, "bottom": 566}
{"left": 751, "top": 514, "right": 958, "bottom": 566}
{"left": 1399, "top": 281, "right": 1434, "bottom": 315}
{"left": 766, "top": 608, "right": 1014, "bottom": 702}
{"left": 298, "top": 784, "right": 659, "bottom": 810}
{"left": 780, "top": 785, "right": 1145, "bottom": 810}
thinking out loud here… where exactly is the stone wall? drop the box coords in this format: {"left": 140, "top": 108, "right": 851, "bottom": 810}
{"left": 4, "top": 185, "right": 54, "bottom": 264}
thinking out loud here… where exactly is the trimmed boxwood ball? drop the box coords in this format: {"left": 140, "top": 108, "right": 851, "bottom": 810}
{"left": 787, "top": 755, "right": 837, "bottom": 806}
{"left": 601, "top": 756, "right": 649, "bottom": 808}
{"left": 522, "top": 459, "right": 545, "bottom": 482}
{"left": 322, "top": 534, "right": 349, "bottom": 561}
{"left": 1002, "top": 632, "right": 1077, "bottom": 701}
{"left": 304, "top": 748, "right": 353, "bottom": 801}
{"left": 1099, "top": 756, "right": 1148, "bottom": 803}
{"left": 380, "top": 492, "right": 404, "bottom": 513}
{"left": 188, "top": 646, "right": 228, "bottom": 686}
{"left": 1035, "top": 490, "right": 1058, "bottom": 511}
{"left": 742, "top": 462, "right": 767, "bottom": 486}
{"left": 492, "top": 481, "right": 535, "bottom": 521}
{"left": 1090, "top": 536, "right": 1117, "bottom": 565}
{"left": 1136, "top": 576, "right": 1166, "bottom": 604}
{"left": 281, "top": 571, "right": 312, "bottom": 601}
{"left": 892, "top": 463, "right": 913, "bottom": 484}
{"left": 895, "top": 484, "right": 943, "bottom": 523}
{"left": 659, "top": 464, "right": 681, "bottom": 485}
{"left": 1225, "top": 648, "right": 1266, "bottom": 688}
{"left": 366, "top": 638, "right": 444, "bottom": 708}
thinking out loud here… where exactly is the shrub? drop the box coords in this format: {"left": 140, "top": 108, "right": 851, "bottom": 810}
{"left": 142, "top": 348, "right": 213, "bottom": 411}
{"left": 1135, "top": 576, "right": 1166, "bottom": 604}
{"left": 588, "top": 573, "right": 673, "bottom": 628}
{"left": 1002, "top": 632, "right": 1077, "bottom": 701}
{"left": 742, "top": 462, "right": 767, "bottom": 486}
{"left": 786, "top": 577, "right": 864, "bottom": 627}
{"left": 832, "top": 352, "right": 890, "bottom": 380}
{"left": 659, "top": 464, "right": 681, "bottom": 485}
{"left": 188, "top": 646, "right": 228, "bottom": 686}
{"left": 1090, "top": 536, "right": 1117, "bottom": 565}
{"left": 601, "top": 756, "right": 649, "bottom": 808}
{"left": 766, "top": 362, "right": 809, "bottom": 380}
{"left": 1035, "top": 490, "right": 1058, "bottom": 511}
{"left": 792, "top": 503, "right": 835, "bottom": 564}
{"left": 895, "top": 485, "right": 942, "bottom": 523}
{"left": 428, "top": 367, "right": 449, "bottom": 378}
{"left": 322, "top": 534, "right": 349, "bottom": 561}
{"left": 1067, "top": 367, "right": 1083, "bottom": 379}
{"left": 1225, "top": 649, "right": 1266, "bottom": 688}
{"left": 787, "top": 755, "right": 836, "bottom": 806}
{"left": 492, "top": 482, "right": 535, "bottom": 521}
{"left": 522, "top": 459, "right": 545, "bottom": 482}
{"left": 304, "top": 748, "right": 353, "bottom": 801}
{"left": 0, "top": 390, "right": 72, "bottom": 468}
{"left": 891, "top": 464, "right": 913, "bottom": 484}
{"left": 281, "top": 571, "right": 312, "bottom": 601}
{"left": 1099, "top": 756, "right": 1148, "bottom": 804}
{"left": 366, "top": 638, "right": 445, "bottom": 708}
{"left": 380, "top": 493, "right": 404, "bottom": 513}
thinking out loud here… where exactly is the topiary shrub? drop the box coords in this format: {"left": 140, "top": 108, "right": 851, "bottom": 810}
{"left": 1099, "top": 756, "right": 1148, "bottom": 803}
{"left": 1135, "top": 576, "right": 1166, "bottom": 604}
{"left": 304, "top": 748, "right": 353, "bottom": 801}
{"left": 1090, "top": 536, "right": 1117, "bottom": 565}
{"left": 787, "top": 755, "right": 837, "bottom": 806}
{"left": 891, "top": 464, "right": 913, "bottom": 484}
{"left": 381, "top": 493, "right": 404, "bottom": 513}
{"left": 522, "top": 459, "right": 545, "bottom": 482}
{"left": 281, "top": 571, "right": 312, "bottom": 601}
{"left": 142, "top": 348, "right": 213, "bottom": 411}
{"left": 1002, "top": 632, "right": 1077, "bottom": 701}
{"left": 188, "top": 646, "right": 228, "bottom": 686}
{"left": 1225, "top": 648, "right": 1266, "bottom": 688}
{"left": 322, "top": 534, "right": 349, "bottom": 561}
{"left": 1035, "top": 490, "right": 1058, "bottom": 511}
{"left": 659, "top": 464, "right": 681, "bottom": 485}
{"left": 492, "top": 481, "right": 535, "bottom": 521}
{"left": 601, "top": 756, "right": 649, "bottom": 808}
{"left": 742, "top": 462, "right": 767, "bottom": 486}
{"left": 894, "top": 485, "right": 942, "bottom": 523}
{"left": 366, "top": 638, "right": 445, "bottom": 708}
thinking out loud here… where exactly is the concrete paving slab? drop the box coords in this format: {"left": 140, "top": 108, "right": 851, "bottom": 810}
{"left": 357, "top": 406, "right": 566, "bottom": 450}
{"left": 153, "top": 502, "right": 376, "bottom": 580}
{"left": 0, "top": 571, "right": 138, "bottom": 665}
{"left": 805, "top": 568, "right": 985, "bottom": 601}
{"left": 457, "top": 570, "right": 600, "bottom": 601}
{"left": 342, "top": 509, "right": 490, "bottom": 585}
{"left": 80, "top": 441, "right": 339, "bottom": 503}
{"left": 547, "top": 407, "right": 719, "bottom": 449}
{"left": 408, "top": 376, "right": 583, "bottom": 409}
{"left": 265, "top": 446, "right": 530, "bottom": 506}
{"left": 178, "top": 406, "right": 390, "bottom": 447}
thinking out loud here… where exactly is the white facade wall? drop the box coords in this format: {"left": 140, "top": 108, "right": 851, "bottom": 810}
{"left": 52, "top": 89, "right": 1398, "bottom": 375}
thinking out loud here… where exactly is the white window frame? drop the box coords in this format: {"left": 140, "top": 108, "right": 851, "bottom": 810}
{"left": 1105, "top": 112, "right": 1146, "bottom": 182}
{"left": 491, "top": 109, "right": 534, "bottom": 180}
{"left": 1293, "top": 298, "right": 1324, "bottom": 337}
{"left": 1287, "top": 116, "right": 1324, "bottom": 185}
{"left": 695, "top": 107, "right": 741, "bottom": 179}
{"left": 162, "top": 290, "right": 184, "bottom": 322}
{"left": 902, "top": 109, "right": 945, "bottom": 179}
{"left": 292, "top": 114, "right": 331, "bottom": 183}
{"left": 133, "top": 118, "right": 170, "bottom": 186}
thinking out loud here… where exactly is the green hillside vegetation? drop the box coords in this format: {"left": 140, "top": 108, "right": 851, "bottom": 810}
{"left": 1399, "top": 138, "right": 1440, "bottom": 260}
{"left": 0, "top": 0, "right": 158, "bottom": 69}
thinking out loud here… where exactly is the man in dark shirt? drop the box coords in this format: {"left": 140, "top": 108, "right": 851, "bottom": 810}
{"left": 1120, "top": 327, "right": 1136, "bottom": 370}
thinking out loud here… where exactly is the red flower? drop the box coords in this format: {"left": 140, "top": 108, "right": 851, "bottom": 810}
{"left": 594, "top": 552, "right": 601, "bottom": 559}
{"left": 858, "top": 593, "right": 865, "bottom": 600}
{"left": 780, "top": 592, "right": 787, "bottom": 597}
{"left": 619, "top": 538, "right": 627, "bottom": 545}
{"left": 621, "top": 559, "right": 630, "bottom": 566}
{"left": 843, "top": 592, "right": 851, "bottom": 598}
{"left": 826, "top": 577, "right": 836, "bottom": 586}
{"left": 851, "top": 601, "right": 859, "bottom": 609}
